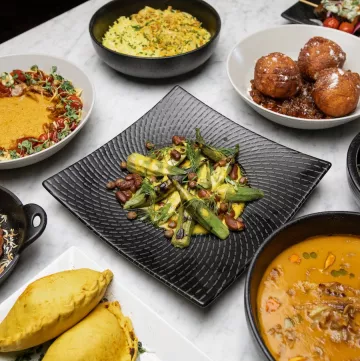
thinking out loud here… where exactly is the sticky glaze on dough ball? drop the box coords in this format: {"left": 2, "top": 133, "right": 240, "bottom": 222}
{"left": 313, "top": 68, "right": 360, "bottom": 117}
{"left": 254, "top": 52, "right": 302, "bottom": 99}
{"left": 298, "top": 37, "right": 346, "bottom": 81}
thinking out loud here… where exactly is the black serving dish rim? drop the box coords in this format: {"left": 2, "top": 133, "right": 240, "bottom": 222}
{"left": 42, "top": 85, "right": 331, "bottom": 307}
{"left": 347, "top": 132, "right": 360, "bottom": 195}
{"left": 244, "top": 210, "right": 360, "bottom": 361}
{"left": 88, "top": 0, "right": 221, "bottom": 61}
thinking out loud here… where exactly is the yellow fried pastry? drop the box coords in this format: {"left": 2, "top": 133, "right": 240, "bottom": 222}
{"left": 43, "top": 301, "right": 138, "bottom": 361}
{"left": 0, "top": 268, "right": 113, "bottom": 352}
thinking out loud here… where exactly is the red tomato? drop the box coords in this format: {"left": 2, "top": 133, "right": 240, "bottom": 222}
{"left": 339, "top": 22, "right": 355, "bottom": 33}
{"left": 56, "top": 117, "right": 66, "bottom": 130}
{"left": 50, "top": 132, "right": 58, "bottom": 143}
{"left": 67, "top": 95, "right": 82, "bottom": 110}
{"left": 0, "top": 83, "right": 11, "bottom": 96}
{"left": 38, "top": 133, "right": 50, "bottom": 142}
{"left": 323, "top": 17, "right": 340, "bottom": 29}
{"left": 58, "top": 88, "right": 67, "bottom": 97}
{"left": 10, "top": 70, "right": 26, "bottom": 82}
{"left": 70, "top": 122, "right": 78, "bottom": 131}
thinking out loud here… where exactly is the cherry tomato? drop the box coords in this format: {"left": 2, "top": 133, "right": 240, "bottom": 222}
{"left": 70, "top": 122, "right": 78, "bottom": 131}
{"left": 38, "top": 133, "right": 50, "bottom": 142}
{"left": 58, "top": 88, "right": 67, "bottom": 97}
{"left": 0, "top": 83, "right": 11, "bottom": 97}
{"left": 10, "top": 70, "right": 26, "bottom": 82}
{"left": 323, "top": 17, "right": 340, "bottom": 29}
{"left": 56, "top": 117, "right": 66, "bottom": 130}
{"left": 339, "top": 22, "right": 355, "bottom": 33}
{"left": 67, "top": 95, "right": 82, "bottom": 110}
{"left": 50, "top": 132, "right": 58, "bottom": 143}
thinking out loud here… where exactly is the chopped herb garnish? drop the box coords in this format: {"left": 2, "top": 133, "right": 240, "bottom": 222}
{"left": 18, "top": 140, "right": 35, "bottom": 155}
{"left": 9, "top": 150, "right": 19, "bottom": 159}
{"left": 51, "top": 65, "right": 57, "bottom": 73}
{"left": 138, "top": 341, "right": 147, "bottom": 354}
{"left": 310, "top": 252, "right": 317, "bottom": 259}
{"left": 30, "top": 65, "right": 39, "bottom": 72}
{"left": 350, "top": 273, "right": 355, "bottom": 279}
{"left": 303, "top": 252, "right": 310, "bottom": 259}
{"left": 131, "top": 25, "right": 142, "bottom": 31}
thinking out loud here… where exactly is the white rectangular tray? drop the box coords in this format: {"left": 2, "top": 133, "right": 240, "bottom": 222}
{"left": 0, "top": 247, "right": 213, "bottom": 361}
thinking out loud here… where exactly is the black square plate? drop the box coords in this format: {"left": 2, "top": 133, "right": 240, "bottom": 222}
{"left": 282, "top": 0, "right": 322, "bottom": 25}
{"left": 43, "top": 86, "right": 331, "bottom": 307}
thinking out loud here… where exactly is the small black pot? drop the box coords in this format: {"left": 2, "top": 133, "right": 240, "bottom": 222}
{"left": 244, "top": 211, "right": 360, "bottom": 360}
{"left": 89, "top": 0, "right": 221, "bottom": 78}
{"left": 0, "top": 186, "right": 47, "bottom": 285}
{"left": 347, "top": 132, "right": 360, "bottom": 207}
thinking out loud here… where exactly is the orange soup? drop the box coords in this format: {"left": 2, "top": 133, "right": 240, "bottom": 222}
{"left": 257, "top": 235, "right": 360, "bottom": 361}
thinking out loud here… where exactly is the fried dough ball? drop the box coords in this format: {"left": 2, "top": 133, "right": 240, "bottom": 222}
{"left": 254, "top": 52, "right": 301, "bottom": 99}
{"left": 298, "top": 37, "right": 346, "bottom": 81}
{"left": 313, "top": 68, "right": 360, "bottom": 117}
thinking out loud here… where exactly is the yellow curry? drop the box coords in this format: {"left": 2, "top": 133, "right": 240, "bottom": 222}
{"left": 257, "top": 235, "right": 360, "bottom": 361}
{"left": 0, "top": 94, "right": 54, "bottom": 150}
{"left": 102, "top": 6, "right": 211, "bottom": 57}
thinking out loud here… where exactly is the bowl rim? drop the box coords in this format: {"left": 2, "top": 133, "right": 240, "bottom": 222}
{"left": 244, "top": 210, "right": 360, "bottom": 361}
{"left": 88, "top": 0, "right": 222, "bottom": 61}
{"left": 226, "top": 24, "right": 360, "bottom": 124}
{"left": 0, "top": 53, "right": 95, "bottom": 165}
{"left": 347, "top": 132, "right": 360, "bottom": 193}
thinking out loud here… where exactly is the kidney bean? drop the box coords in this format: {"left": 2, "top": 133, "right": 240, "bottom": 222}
{"left": 188, "top": 172, "right": 197, "bottom": 180}
{"left": 172, "top": 135, "right": 185, "bottom": 145}
{"left": 118, "top": 181, "right": 134, "bottom": 191}
{"left": 224, "top": 214, "right": 243, "bottom": 231}
{"left": 228, "top": 209, "right": 235, "bottom": 218}
{"left": 123, "top": 190, "right": 132, "bottom": 200}
{"left": 170, "top": 149, "right": 181, "bottom": 161}
{"left": 125, "top": 174, "right": 134, "bottom": 181}
{"left": 188, "top": 181, "right": 197, "bottom": 189}
{"left": 198, "top": 189, "right": 209, "bottom": 199}
{"left": 130, "top": 185, "right": 137, "bottom": 193}
{"left": 168, "top": 220, "right": 177, "bottom": 229}
{"left": 134, "top": 178, "right": 142, "bottom": 189}
{"left": 230, "top": 164, "right": 239, "bottom": 180}
{"left": 239, "top": 176, "right": 248, "bottom": 185}
{"left": 127, "top": 211, "right": 137, "bottom": 220}
{"left": 164, "top": 229, "right": 174, "bottom": 239}
{"left": 219, "top": 203, "right": 228, "bottom": 213}
{"left": 106, "top": 181, "right": 116, "bottom": 190}
{"left": 115, "top": 178, "right": 125, "bottom": 188}
{"left": 116, "top": 191, "right": 127, "bottom": 204}
{"left": 218, "top": 159, "right": 227, "bottom": 167}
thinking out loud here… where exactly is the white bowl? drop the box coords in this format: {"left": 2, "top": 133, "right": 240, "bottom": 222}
{"left": 227, "top": 25, "right": 360, "bottom": 130}
{"left": 0, "top": 54, "right": 94, "bottom": 169}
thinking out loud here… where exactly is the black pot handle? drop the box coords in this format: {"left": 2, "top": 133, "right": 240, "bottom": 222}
{"left": 21, "top": 204, "right": 47, "bottom": 250}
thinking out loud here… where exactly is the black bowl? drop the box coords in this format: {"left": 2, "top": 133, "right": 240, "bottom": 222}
{"left": 89, "top": 0, "right": 221, "bottom": 78}
{"left": 347, "top": 132, "right": 360, "bottom": 206}
{"left": 0, "top": 186, "right": 47, "bottom": 285}
{"left": 245, "top": 211, "right": 360, "bottom": 360}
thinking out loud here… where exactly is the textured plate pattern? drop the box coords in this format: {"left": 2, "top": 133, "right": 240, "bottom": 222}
{"left": 43, "top": 86, "right": 331, "bottom": 307}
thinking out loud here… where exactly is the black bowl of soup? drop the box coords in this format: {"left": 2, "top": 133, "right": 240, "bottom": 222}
{"left": 0, "top": 186, "right": 47, "bottom": 285}
{"left": 245, "top": 212, "right": 360, "bottom": 361}
{"left": 89, "top": 0, "right": 221, "bottom": 78}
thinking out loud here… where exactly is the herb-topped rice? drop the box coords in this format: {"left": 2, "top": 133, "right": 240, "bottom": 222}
{"left": 102, "top": 6, "right": 211, "bottom": 57}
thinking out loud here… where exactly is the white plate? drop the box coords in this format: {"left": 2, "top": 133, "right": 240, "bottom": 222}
{"left": 0, "top": 54, "right": 95, "bottom": 169}
{"left": 227, "top": 25, "right": 360, "bottom": 130}
{"left": 0, "top": 247, "right": 212, "bottom": 361}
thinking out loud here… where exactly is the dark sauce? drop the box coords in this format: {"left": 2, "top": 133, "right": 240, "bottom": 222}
{"left": 249, "top": 79, "right": 332, "bottom": 119}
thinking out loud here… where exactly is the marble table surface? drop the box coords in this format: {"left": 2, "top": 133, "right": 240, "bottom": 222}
{"left": 1, "top": 0, "right": 359, "bottom": 360}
